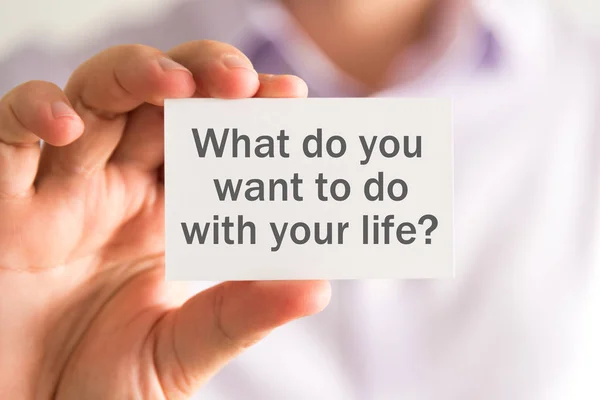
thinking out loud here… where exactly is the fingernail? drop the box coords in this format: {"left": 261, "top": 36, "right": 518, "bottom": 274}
{"left": 158, "top": 57, "right": 190, "bottom": 73}
{"left": 222, "top": 54, "right": 254, "bottom": 71}
{"left": 51, "top": 101, "right": 77, "bottom": 119}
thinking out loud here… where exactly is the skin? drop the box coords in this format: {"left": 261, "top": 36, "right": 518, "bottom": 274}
{"left": 282, "top": 0, "right": 436, "bottom": 91}
{"left": 0, "top": 1, "right": 437, "bottom": 398}
{"left": 0, "top": 41, "right": 330, "bottom": 399}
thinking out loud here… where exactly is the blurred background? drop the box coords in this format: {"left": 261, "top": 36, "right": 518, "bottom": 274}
{"left": 0, "top": 0, "right": 599, "bottom": 55}
{"left": 0, "top": 1, "right": 598, "bottom": 399}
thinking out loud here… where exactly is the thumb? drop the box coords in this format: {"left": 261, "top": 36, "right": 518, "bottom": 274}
{"left": 150, "top": 280, "right": 331, "bottom": 398}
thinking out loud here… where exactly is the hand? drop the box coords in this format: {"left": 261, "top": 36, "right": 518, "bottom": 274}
{"left": 0, "top": 41, "right": 330, "bottom": 400}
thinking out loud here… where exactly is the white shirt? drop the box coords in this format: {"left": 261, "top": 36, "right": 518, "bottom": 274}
{"left": 197, "top": 2, "right": 600, "bottom": 400}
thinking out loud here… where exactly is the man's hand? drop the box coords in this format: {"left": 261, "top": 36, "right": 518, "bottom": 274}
{"left": 0, "top": 41, "right": 330, "bottom": 400}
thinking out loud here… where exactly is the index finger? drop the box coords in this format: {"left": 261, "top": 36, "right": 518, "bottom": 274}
{"left": 66, "top": 45, "right": 196, "bottom": 117}
{"left": 38, "top": 45, "right": 196, "bottom": 180}
{"left": 168, "top": 40, "right": 260, "bottom": 99}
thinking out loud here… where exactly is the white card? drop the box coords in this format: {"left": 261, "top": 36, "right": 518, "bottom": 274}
{"left": 164, "top": 98, "right": 453, "bottom": 280}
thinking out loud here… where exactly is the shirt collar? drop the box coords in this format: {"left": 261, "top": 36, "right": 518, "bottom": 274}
{"left": 233, "top": 0, "right": 505, "bottom": 97}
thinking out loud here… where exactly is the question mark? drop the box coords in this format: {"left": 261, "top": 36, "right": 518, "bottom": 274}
{"left": 418, "top": 214, "right": 438, "bottom": 244}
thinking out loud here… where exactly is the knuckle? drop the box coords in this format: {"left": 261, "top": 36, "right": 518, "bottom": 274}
{"left": 16, "top": 80, "right": 57, "bottom": 94}
{"left": 211, "top": 283, "right": 260, "bottom": 350}
{"left": 110, "top": 43, "right": 162, "bottom": 60}
{"left": 3, "top": 80, "right": 56, "bottom": 103}
{"left": 74, "top": 45, "right": 162, "bottom": 81}
{"left": 212, "top": 283, "right": 240, "bottom": 345}
{"left": 194, "top": 39, "right": 232, "bottom": 50}
{"left": 170, "top": 39, "right": 243, "bottom": 58}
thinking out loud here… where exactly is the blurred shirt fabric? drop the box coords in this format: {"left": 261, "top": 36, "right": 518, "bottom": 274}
{"left": 1, "top": 1, "right": 600, "bottom": 399}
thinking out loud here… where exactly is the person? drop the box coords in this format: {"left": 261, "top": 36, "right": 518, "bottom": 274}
{"left": 0, "top": 0, "right": 599, "bottom": 399}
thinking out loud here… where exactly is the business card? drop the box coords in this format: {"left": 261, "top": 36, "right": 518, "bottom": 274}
{"left": 165, "top": 98, "right": 453, "bottom": 280}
